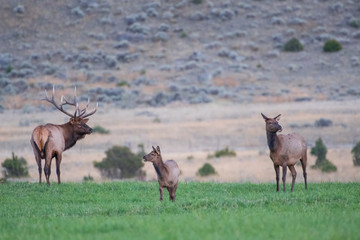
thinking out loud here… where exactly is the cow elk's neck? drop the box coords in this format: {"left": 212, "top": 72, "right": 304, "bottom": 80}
{"left": 266, "top": 130, "right": 279, "bottom": 152}
{"left": 152, "top": 156, "right": 167, "bottom": 178}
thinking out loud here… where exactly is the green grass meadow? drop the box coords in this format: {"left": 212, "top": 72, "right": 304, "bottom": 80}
{"left": 1, "top": 182, "right": 359, "bottom": 240}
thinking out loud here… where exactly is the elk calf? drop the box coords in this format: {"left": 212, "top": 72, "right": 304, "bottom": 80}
{"left": 143, "top": 146, "right": 180, "bottom": 201}
{"left": 261, "top": 113, "right": 307, "bottom": 192}
{"left": 31, "top": 86, "right": 97, "bottom": 185}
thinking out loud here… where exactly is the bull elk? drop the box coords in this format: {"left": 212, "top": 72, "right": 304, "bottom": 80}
{"left": 31, "top": 86, "right": 98, "bottom": 185}
{"left": 261, "top": 113, "right": 307, "bottom": 192}
{"left": 143, "top": 146, "right": 180, "bottom": 201}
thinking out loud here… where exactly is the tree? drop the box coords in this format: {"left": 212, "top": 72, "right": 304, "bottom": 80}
{"left": 351, "top": 141, "right": 360, "bottom": 166}
{"left": 1, "top": 152, "right": 29, "bottom": 178}
{"left": 310, "top": 138, "right": 337, "bottom": 172}
{"left": 94, "top": 146, "right": 145, "bottom": 179}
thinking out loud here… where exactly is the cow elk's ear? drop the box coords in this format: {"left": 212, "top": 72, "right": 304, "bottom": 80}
{"left": 261, "top": 113, "right": 269, "bottom": 121}
{"left": 274, "top": 114, "right": 281, "bottom": 122}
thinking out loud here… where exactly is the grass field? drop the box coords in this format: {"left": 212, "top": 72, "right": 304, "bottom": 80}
{"left": 1, "top": 182, "right": 359, "bottom": 240}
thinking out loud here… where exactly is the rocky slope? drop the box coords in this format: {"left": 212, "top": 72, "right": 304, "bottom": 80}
{"left": 0, "top": 0, "right": 360, "bottom": 112}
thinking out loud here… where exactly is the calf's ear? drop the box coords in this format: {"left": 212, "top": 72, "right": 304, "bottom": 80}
{"left": 156, "top": 146, "right": 161, "bottom": 154}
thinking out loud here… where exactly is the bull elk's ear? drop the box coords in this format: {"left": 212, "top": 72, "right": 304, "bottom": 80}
{"left": 82, "top": 118, "right": 89, "bottom": 123}
{"left": 156, "top": 146, "right": 161, "bottom": 154}
{"left": 70, "top": 118, "right": 76, "bottom": 125}
{"left": 274, "top": 114, "right": 281, "bottom": 121}
{"left": 261, "top": 113, "right": 269, "bottom": 121}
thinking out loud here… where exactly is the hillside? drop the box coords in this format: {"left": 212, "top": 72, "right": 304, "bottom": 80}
{"left": 1, "top": 0, "right": 360, "bottom": 111}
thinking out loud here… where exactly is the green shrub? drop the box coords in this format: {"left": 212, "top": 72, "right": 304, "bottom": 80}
{"left": 92, "top": 125, "right": 110, "bottom": 134}
{"left": 310, "top": 138, "right": 337, "bottom": 172}
{"left": 349, "top": 19, "right": 360, "bottom": 28}
{"left": 192, "top": 0, "right": 203, "bottom": 4}
{"left": 1, "top": 152, "right": 29, "bottom": 178}
{"left": 180, "top": 32, "right": 187, "bottom": 38}
{"left": 94, "top": 146, "right": 145, "bottom": 179}
{"left": 197, "top": 163, "right": 216, "bottom": 176}
{"left": 116, "top": 80, "right": 129, "bottom": 87}
{"left": 283, "top": 38, "right": 304, "bottom": 52}
{"left": 215, "top": 147, "right": 236, "bottom": 158}
{"left": 323, "top": 39, "right": 342, "bottom": 52}
{"left": 351, "top": 141, "right": 360, "bottom": 166}
{"left": 320, "top": 160, "right": 337, "bottom": 172}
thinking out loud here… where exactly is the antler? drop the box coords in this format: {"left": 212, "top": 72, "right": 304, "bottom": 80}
{"left": 42, "top": 85, "right": 98, "bottom": 119}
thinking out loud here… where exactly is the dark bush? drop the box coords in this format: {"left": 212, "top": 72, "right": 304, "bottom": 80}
{"left": 197, "top": 163, "right": 216, "bottom": 176}
{"left": 94, "top": 145, "right": 144, "bottom": 179}
{"left": 351, "top": 141, "right": 360, "bottom": 166}
{"left": 1, "top": 152, "right": 29, "bottom": 178}
{"left": 83, "top": 175, "right": 94, "bottom": 182}
{"left": 314, "top": 118, "right": 333, "bottom": 127}
{"left": 283, "top": 38, "right": 304, "bottom": 52}
{"left": 310, "top": 138, "right": 337, "bottom": 172}
{"left": 92, "top": 125, "right": 110, "bottom": 134}
{"left": 323, "top": 39, "right": 342, "bottom": 52}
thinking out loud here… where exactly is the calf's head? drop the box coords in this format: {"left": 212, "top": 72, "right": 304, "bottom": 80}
{"left": 143, "top": 146, "right": 161, "bottom": 162}
{"left": 261, "top": 113, "right": 282, "bottom": 133}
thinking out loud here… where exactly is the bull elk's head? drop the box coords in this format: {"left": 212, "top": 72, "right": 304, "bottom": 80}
{"left": 42, "top": 85, "right": 98, "bottom": 136}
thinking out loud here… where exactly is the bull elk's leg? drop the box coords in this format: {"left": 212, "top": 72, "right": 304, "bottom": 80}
{"left": 274, "top": 164, "right": 280, "bottom": 192}
{"left": 159, "top": 186, "right": 164, "bottom": 201}
{"left": 282, "top": 162, "right": 287, "bottom": 192}
{"left": 44, "top": 155, "right": 52, "bottom": 186}
{"left": 288, "top": 165, "right": 297, "bottom": 192}
{"left": 34, "top": 153, "right": 42, "bottom": 185}
{"left": 55, "top": 154, "right": 62, "bottom": 184}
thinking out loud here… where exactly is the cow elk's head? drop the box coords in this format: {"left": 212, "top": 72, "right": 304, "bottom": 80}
{"left": 42, "top": 86, "right": 98, "bottom": 137}
{"left": 261, "top": 113, "right": 283, "bottom": 133}
{"left": 143, "top": 146, "right": 161, "bottom": 162}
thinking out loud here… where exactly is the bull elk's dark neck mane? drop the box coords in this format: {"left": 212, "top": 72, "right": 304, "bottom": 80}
{"left": 266, "top": 130, "right": 279, "bottom": 152}
{"left": 60, "top": 122, "right": 82, "bottom": 150}
{"left": 153, "top": 156, "right": 167, "bottom": 179}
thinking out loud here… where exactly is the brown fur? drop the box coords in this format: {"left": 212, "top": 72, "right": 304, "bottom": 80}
{"left": 143, "top": 146, "right": 180, "bottom": 201}
{"left": 31, "top": 86, "right": 97, "bottom": 185}
{"left": 31, "top": 119, "right": 92, "bottom": 185}
{"left": 261, "top": 113, "right": 308, "bottom": 192}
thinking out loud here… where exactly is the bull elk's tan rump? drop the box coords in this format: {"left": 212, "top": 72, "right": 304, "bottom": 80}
{"left": 143, "top": 146, "right": 180, "bottom": 201}
{"left": 31, "top": 86, "right": 98, "bottom": 185}
{"left": 261, "top": 113, "right": 308, "bottom": 192}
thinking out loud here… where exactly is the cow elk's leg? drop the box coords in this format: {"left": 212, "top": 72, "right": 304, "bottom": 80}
{"left": 55, "top": 154, "right": 62, "bottom": 184}
{"left": 274, "top": 164, "right": 280, "bottom": 192}
{"left": 159, "top": 186, "right": 164, "bottom": 201}
{"left": 173, "top": 183, "right": 178, "bottom": 201}
{"left": 288, "top": 165, "right": 297, "bottom": 192}
{"left": 282, "top": 162, "right": 287, "bottom": 192}
{"left": 300, "top": 156, "right": 308, "bottom": 190}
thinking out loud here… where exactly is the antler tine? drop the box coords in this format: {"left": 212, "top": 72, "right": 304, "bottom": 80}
{"left": 41, "top": 85, "right": 75, "bottom": 118}
{"left": 80, "top": 102, "right": 98, "bottom": 119}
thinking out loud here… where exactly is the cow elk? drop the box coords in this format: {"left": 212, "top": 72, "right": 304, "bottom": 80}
{"left": 31, "top": 86, "right": 98, "bottom": 185}
{"left": 261, "top": 113, "right": 307, "bottom": 192}
{"left": 143, "top": 146, "right": 180, "bottom": 201}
